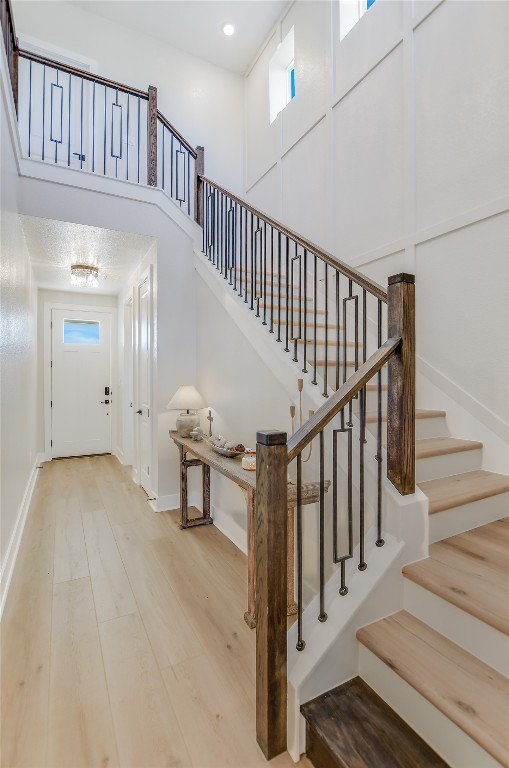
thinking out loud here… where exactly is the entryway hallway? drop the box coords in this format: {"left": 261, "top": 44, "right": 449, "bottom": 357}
{"left": 1, "top": 454, "right": 312, "bottom": 768}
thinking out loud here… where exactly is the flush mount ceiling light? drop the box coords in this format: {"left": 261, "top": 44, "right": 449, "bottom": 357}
{"left": 70, "top": 263, "right": 99, "bottom": 288}
{"left": 222, "top": 23, "right": 235, "bottom": 36}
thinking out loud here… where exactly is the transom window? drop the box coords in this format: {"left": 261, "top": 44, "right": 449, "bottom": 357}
{"left": 339, "top": 0, "right": 377, "bottom": 41}
{"left": 269, "top": 27, "right": 295, "bottom": 124}
{"left": 63, "top": 319, "right": 100, "bottom": 344}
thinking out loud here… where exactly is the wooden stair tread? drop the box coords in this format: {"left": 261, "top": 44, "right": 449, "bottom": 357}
{"left": 415, "top": 437, "right": 483, "bottom": 460}
{"left": 403, "top": 520, "right": 509, "bottom": 634}
{"left": 357, "top": 611, "right": 509, "bottom": 766}
{"left": 301, "top": 677, "right": 449, "bottom": 768}
{"left": 366, "top": 409, "right": 446, "bottom": 424}
{"left": 419, "top": 470, "right": 509, "bottom": 514}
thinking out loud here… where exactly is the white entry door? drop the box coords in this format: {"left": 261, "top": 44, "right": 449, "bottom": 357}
{"left": 51, "top": 308, "right": 112, "bottom": 457}
{"left": 137, "top": 273, "right": 152, "bottom": 493}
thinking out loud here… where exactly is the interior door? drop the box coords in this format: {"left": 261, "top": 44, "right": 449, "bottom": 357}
{"left": 137, "top": 274, "right": 152, "bottom": 492}
{"left": 51, "top": 308, "right": 112, "bottom": 457}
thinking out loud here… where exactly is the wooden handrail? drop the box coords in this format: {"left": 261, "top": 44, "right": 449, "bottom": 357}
{"left": 18, "top": 49, "right": 149, "bottom": 100}
{"left": 157, "top": 110, "right": 197, "bottom": 158}
{"left": 200, "top": 175, "right": 388, "bottom": 303}
{"left": 287, "top": 337, "right": 401, "bottom": 462}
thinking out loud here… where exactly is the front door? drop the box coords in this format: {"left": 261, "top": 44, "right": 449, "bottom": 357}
{"left": 51, "top": 308, "right": 112, "bottom": 457}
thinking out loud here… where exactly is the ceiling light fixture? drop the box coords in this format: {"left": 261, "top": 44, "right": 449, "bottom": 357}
{"left": 70, "top": 263, "right": 99, "bottom": 288}
{"left": 222, "top": 23, "right": 235, "bottom": 36}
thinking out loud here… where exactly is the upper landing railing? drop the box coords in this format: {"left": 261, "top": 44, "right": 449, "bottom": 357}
{"left": 11, "top": 43, "right": 203, "bottom": 218}
{"left": 1, "top": 0, "right": 18, "bottom": 112}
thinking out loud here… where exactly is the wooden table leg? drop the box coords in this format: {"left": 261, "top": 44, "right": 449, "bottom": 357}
{"left": 243, "top": 487, "right": 257, "bottom": 628}
{"left": 287, "top": 506, "right": 297, "bottom": 616}
{"left": 179, "top": 449, "right": 213, "bottom": 529}
{"left": 179, "top": 445, "right": 188, "bottom": 528}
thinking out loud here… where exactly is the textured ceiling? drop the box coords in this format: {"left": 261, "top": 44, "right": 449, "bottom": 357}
{"left": 73, "top": 0, "right": 288, "bottom": 75}
{"left": 20, "top": 215, "right": 154, "bottom": 295}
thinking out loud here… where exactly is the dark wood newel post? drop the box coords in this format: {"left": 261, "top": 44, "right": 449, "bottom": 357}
{"left": 194, "top": 145, "right": 204, "bottom": 226}
{"left": 147, "top": 85, "right": 157, "bottom": 187}
{"left": 387, "top": 273, "right": 415, "bottom": 495}
{"left": 255, "top": 430, "right": 288, "bottom": 760}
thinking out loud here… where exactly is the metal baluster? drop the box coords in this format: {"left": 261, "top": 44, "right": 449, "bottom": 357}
{"left": 250, "top": 213, "right": 254, "bottom": 309}
{"left": 137, "top": 97, "right": 140, "bottom": 184}
{"left": 262, "top": 221, "right": 267, "bottom": 325}
{"left": 284, "top": 238, "right": 290, "bottom": 352}
{"left": 28, "top": 60, "right": 32, "bottom": 158}
{"left": 276, "top": 231, "right": 282, "bottom": 341}
{"left": 68, "top": 73, "right": 72, "bottom": 167}
{"left": 220, "top": 192, "right": 224, "bottom": 277}
{"left": 54, "top": 70, "right": 58, "bottom": 164}
{"left": 296, "top": 454, "right": 305, "bottom": 651}
{"left": 255, "top": 219, "right": 261, "bottom": 317}
{"left": 270, "top": 230, "right": 275, "bottom": 334}
{"left": 376, "top": 299, "right": 385, "bottom": 548}
{"left": 92, "top": 82, "right": 95, "bottom": 173}
{"left": 239, "top": 205, "right": 243, "bottom": 297}
{"left": 359, "top": 386, "right": 367, "bottom": 571}
{"left": 335, "top": 271, "right": 340, "bottom": 392}
{"left": 42, "top": 65, "right": 45, "bottom": 161}
{"left": 233, "top": 202, "right": 238, "bottom": 291}
{"left": 80, "top": 78, "right": 84, "bottom": 169}
{"left": 162, "top": 127, "right": 165, "bottom": 190}
{"left": 103, "top": 86, "right": 107, "bottom": 175}
{"left": 312, "top": 254, "right": 318, "bottom": 384}
{"left": 126, "top": 94, "right": 129, "bottom": 181}
{"left": 244, "top": 205, "right": 248, "bottom": 302}
{"left": 302, "top": 248, "right": 308, "bottom": 372}
{"left": 170, "top": 133, "right": 174, "bottom": 199}
{"left": 362, "top": 289, "right": 367, "bottom": 364}
{"left": 323, "top": 263, "right": 329, "bottom": 397}
{"left": 187, "top": 151, "right": 190, "bottom": 216}
{"left": 319, "top": 430, "right": 327, "bottom": 622}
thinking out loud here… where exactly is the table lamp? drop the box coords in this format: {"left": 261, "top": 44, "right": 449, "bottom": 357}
{"left": 166, "top": 385, "right": 205, "bottom": 437}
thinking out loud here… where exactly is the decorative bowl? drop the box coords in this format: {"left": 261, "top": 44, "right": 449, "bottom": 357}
{"left": 211, "top": 445, "right": 245, "bottom": 458}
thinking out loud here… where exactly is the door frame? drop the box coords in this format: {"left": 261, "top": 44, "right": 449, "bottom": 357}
{"left": 132, "top": 266, "right": 154, "bottom": 493}
{"left": 43, "top": 301, "right": 117, "bottom": 460}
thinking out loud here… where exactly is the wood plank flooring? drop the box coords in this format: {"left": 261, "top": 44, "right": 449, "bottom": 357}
{"left": 1, "top": 455, "right": 312, "bottom": 768}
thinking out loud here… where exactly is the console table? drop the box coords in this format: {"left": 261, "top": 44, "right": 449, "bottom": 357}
{"left": 170, "top": 432, "right": 329, "bottom": 628}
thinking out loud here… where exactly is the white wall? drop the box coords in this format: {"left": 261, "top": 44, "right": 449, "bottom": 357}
{"left": 12, "top": 0, "right": 244, "bottom": 194}
{"left": 0, "top": 53, "right": 37, "bottom": 592}
{"left": 244, "top": 0, "right": 509, "bottom": 456}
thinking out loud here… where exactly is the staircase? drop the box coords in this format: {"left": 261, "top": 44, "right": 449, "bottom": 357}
{"left": 301, "top": 402, "right": 509, "bottom": 768}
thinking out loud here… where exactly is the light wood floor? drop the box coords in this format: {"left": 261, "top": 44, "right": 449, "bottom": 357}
{"left": 1, "top": 455, "right": 312, "bottom": 768}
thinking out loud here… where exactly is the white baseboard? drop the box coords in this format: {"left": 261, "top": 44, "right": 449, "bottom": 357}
{"left": 113, "top": 447, "right": 125, "bottom": 464}
{"left": 212, "top": 505, "right": 247, "bottom": 555}
{"left": 0, "top": 453, "right": 44, "bottom": 618}
{"left": 149, "top": 493, "right": 181, "bottom": 513}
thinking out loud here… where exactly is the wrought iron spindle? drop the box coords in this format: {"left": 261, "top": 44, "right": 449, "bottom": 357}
{"left": 238, "top": 205, "right": 243, "bottom": 296}
{"left": 269, "top": 227, "right": 274, "bottom": 334}
{"left": 376, "top": 299, "right": 385, "bottom": 547}
{"left": 358, "top": 386, "right": 367, "bottom": 571}
{"left": 323, "top": 263, "right": 329, "bottom": 397}
{"left": 291, "top": 246, "right": 301, "bottom": 363}
{"left": 284, "top": 237, "right": 290, "bottom": 352}
{"left": 318, "top": 429, "right": 327, "bottom": 622}
{"left": 277, "top": 232, "right": 282, "bottom": 342}
{"left": 312, "top": 254, "right": 318, "bottom": 385}
{"left": 42, "top": 64, "right": 45, "bottom": 161}
{"left": 302, "top": 248, "right": 308, "bottom": 373}
{"left": 262, "top": 222, "right": 267, "bottom": 325}
{"left": 296, "top": 453, "right": 305, "bottom": 651}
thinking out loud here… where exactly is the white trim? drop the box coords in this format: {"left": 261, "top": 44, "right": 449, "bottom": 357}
{"left": 17, "top": 33, "right": 98, "bottom": 73}
{"left": 0, "top": 454, "right": 44, "bottom": 618}
{"left": 44, "top": 302, "right": 117, "bottom": 458}
{"left": 417, "top": 355, "right": 509, "bottom": 446}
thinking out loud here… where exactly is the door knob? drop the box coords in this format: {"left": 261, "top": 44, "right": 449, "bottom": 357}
{"left": 136, "top": 409, "right": 142, "bottom": 415}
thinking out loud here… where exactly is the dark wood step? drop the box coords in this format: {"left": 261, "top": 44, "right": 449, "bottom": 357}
{"left": 301, "top": 677, "right": 449, "bottom": 768}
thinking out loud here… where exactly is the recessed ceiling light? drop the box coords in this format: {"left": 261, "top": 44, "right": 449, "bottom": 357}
{"left": 222, "top": 23, "right": 235, "bottom": 36}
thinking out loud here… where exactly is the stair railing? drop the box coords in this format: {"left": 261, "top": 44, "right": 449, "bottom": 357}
{"left": 14, "top": 49, "right": 199, "bottom": 217}
{"left": 200, "top": 177, "right": 388, "bottom": 399}
{"left": 255, "top": 273, "right": 415, "bottom": 759}
{"left": 1, "top": 0, "right": 18, "bottom": 113}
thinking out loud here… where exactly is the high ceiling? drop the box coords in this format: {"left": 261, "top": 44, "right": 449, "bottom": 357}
{"left": 21, "top": 215, "right": 154, "bottom": 295}
{"left": 73, "top": 0, "right": 289, "bottom": 75}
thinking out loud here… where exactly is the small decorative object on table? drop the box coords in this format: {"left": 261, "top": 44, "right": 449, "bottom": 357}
{"left": 190, "top": 427, "right": 203, "bottom": 441}
{"left": 208, "top": 435, "right": 245, "bottom": 458}
{"left": 242, "top": 450, "right": 256, "bottom": 471}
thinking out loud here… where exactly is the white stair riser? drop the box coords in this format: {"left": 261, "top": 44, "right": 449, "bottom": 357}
{"left": 359, "top": 645, "right": 503, "bottom": 768}
{"left": 416, "top": 448, "right": 483, "bottom": 483}
{"left": 403, "top": 579, "right": 509, "bottom": 677}
{"left": 429, "top": 493, "right": 509, "bottom": 543}
{"left": 368, "top": 415, "right": 449, "bottom": 443}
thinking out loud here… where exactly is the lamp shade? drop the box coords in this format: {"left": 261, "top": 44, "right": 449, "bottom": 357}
{"left": 166, "top": 385, "right": 205, "bottom": 411}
